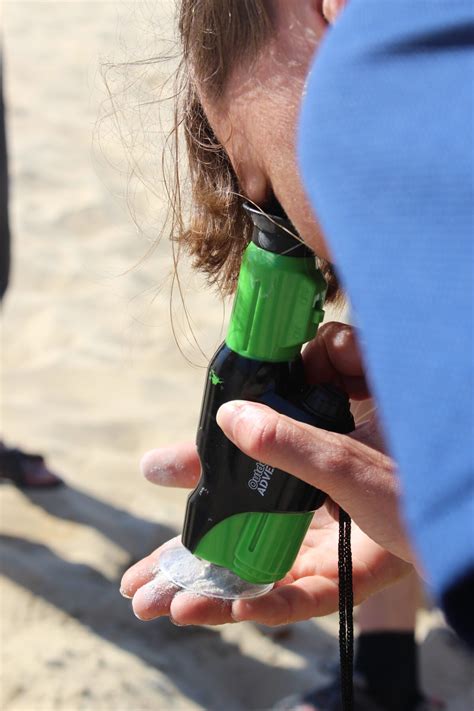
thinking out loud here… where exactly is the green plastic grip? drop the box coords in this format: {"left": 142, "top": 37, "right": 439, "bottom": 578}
{"left": 226, "top": 242, "right": 326, "bottom": 362}
{"left": 194, "top": 510, "right": 314, "bottom": 584}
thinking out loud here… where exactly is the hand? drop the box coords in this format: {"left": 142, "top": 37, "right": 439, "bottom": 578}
{"left": 215, "top": 322, "right": 415, "bottom": 565}
{"left": 216, "top": 400, "right": 414, "bottom": 564}
{"left": 121, "top": 441, "right": 411, "bottom": 626}
{"left": 121, "top": 322, "right": 414, "bottom": 626}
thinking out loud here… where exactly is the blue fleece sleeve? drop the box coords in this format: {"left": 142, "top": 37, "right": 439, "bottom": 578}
{"left": 298, "top": 1, "right": 474, "bottom": 645}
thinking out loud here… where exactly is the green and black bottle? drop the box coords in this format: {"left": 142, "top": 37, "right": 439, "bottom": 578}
{"left": 182, "top": 203, "right": 354, "bottom": 585}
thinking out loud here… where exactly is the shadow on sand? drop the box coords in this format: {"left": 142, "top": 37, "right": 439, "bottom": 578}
{"left": 20, "top": 482, "right": 169, "bottom": 562}
{"left": 0, "top": 482, "right": 338, "bottom": 709}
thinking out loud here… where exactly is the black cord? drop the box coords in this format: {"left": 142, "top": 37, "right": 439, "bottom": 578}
{"left": 338, "top": 507, "right": 354, "bottom": 711}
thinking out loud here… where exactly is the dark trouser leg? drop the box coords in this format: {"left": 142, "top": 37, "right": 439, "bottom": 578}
{"left": 355, "top": 631, "right": 421, "bottom": 711}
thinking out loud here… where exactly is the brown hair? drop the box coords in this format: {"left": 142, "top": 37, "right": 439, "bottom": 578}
{"left": 169, "top": 1, "right": 272, "bottom": 295}
{"left": 171, "top": 0, "right": 338, "bottom": 299}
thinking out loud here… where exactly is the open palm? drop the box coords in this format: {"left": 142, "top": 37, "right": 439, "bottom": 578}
{"left": 120, "top": 442, "right": 411, "bottom": 627}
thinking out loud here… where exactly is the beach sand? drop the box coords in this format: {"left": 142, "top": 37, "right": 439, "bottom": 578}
{"left": 1, "top": 2, "right": 473, "bottom": 709}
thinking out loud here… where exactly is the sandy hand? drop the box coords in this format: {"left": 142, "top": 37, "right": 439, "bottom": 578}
{"left": 120, "top": 442, "right": 411, "bottom": 627}
{"left": 120, "top": 323, "right": 413, "bottom": 626}
{"left": 121, "top": 445, "right": 239, "bottom": 625}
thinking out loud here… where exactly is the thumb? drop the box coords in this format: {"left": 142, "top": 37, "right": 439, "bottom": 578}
{"left": 216, "top": 400, "right": 366, "bottom": 504}
{"left": 216, "top": 400, "right": 412, "bottom": 562}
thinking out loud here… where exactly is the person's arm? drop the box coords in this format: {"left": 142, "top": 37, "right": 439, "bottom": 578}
{"left": 298, "top": 0, "right": 474, "bottom": 645}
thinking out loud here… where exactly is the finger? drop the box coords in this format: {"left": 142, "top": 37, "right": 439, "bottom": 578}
{"left": 343, "top": 375, "right": 370, "bottom": 400}
{"left": 216, "top": 400, "right": 362, "bottom": 501}
{"left": 120, "top": 552, "right": 161, "bottom": 599}
{"left": 232, "top": 575, "right": 340, "bottom": 625}
{"left": 233, "top": 534, "right": 413, "bottom": 626}
{"left": 132, "top": 572, "right": 179, "bottom": 621}
{"left": 120, "top": 536, "right": 180, "bottom": 598}
{"left": 140, "top": 443, "right": 201, "bottom": 488}
{"left": 216, "top": 401, "right": 410, "bottom": 560}
{"left": 350, "top": 417, "right": 387, "bottom": 454}
{"left": 303, "top": 322, "right": 370, "bottom": 399}
{"left": 323, "top": 497, "right": 341, "bottom": 523}
{"left": 169, "top": 592, "right": 233, "bottom": 626}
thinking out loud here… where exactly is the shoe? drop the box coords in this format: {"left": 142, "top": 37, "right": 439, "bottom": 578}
{"left": 414, "top": 700, "right": 445, "bottom": 711}
{"left": 274, "top": 673, "right": 445, "bottom": 711}
{"left": 0, "top": 444, "right": 63, "bottom": 488}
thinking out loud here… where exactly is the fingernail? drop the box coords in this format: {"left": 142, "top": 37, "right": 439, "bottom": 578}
{"left": 169, "top": 614, "right": 185, "bottom": 627}
{"left": 140, "top": 449, "right": 164, "bottom": 479}
{"left": 216, "top": 401, "right": 263, "bottom": 439}
{"left": 140, "top": 450, "right": 154, "bottom": 477}
{"left": 140, "top": 448, "right": 182, "bottom": 486}
{"left": 231, "top": 599, "right": 251, "bottom": 622}
{"left": 119, "top": 587, "right": 133, "bottom": 600}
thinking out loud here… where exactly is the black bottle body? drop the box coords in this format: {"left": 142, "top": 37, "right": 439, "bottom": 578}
{"left": 183, "top": 343, "right": 353, "bottom": 552}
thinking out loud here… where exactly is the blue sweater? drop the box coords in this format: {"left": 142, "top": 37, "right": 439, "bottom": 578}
{"left": 299, "top": 0, "right": 474, "bottom": 645}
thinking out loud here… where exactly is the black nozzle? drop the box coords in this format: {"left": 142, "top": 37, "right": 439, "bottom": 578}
{"left": 243, "top": 202, "right": 314, "bottom": 258}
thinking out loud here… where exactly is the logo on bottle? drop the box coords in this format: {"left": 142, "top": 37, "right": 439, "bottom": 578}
{"left": 248, "top": 461, "right": 274, "bottom": 496}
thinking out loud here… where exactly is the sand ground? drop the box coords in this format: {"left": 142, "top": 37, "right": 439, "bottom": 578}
{"left": 1, "top": 2, "right": 473, "bottom": 709}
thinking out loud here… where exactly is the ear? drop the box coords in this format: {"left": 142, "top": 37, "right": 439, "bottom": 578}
{"left": 274, "top": 0, "right": 327, "bottom": 38}
{"left": 322, "top": 0, "right": 347, "bottom": 24}
{"left": 303, "top": 0, "right": 330, "bottom": 35}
